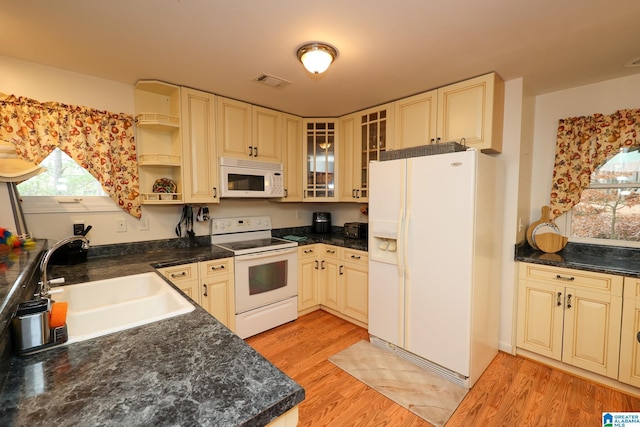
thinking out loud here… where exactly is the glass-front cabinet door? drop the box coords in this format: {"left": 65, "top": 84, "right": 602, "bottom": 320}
{"left": 358, "top": 104, "right": 392, "bottom": 201}
{"left": 303, "top": 119, "right": 338, "bottom": 201}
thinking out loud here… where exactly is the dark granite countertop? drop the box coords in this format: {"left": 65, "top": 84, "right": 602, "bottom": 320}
{"left": 0, "top": 238, "right": 304, "bottom": 427}
{"left": 272, "top": 227, "right": 368, "bottom": 252}
{"left": 515, "top": 241, "right": 640, "bottom": 278}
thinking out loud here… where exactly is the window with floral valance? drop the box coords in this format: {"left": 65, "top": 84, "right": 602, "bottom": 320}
{"left": 0, "top": 93, "right": 141, "bottom": 218}
{"left": 549, "top": 108, "right": 640, "bottom": 220}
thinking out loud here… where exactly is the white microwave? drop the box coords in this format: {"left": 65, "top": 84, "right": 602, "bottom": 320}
{"left": 219, "top": 157, "right": 284, "bottom": 198}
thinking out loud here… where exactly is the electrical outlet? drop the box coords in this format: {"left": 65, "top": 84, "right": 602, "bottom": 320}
{"left": 116, "top": 218, "right": 127, "bottom": 233}
{"left": 73, "top": 223, "right": 85, "bottom": 235}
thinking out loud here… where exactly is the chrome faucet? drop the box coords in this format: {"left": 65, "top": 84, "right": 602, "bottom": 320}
{"left": 39, "top": 236, "right": 90, "bottom": 298}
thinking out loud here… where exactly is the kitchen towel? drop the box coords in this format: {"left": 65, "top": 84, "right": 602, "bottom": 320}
{"left": 329, "top": 340, "right": 468, "bottom": 427}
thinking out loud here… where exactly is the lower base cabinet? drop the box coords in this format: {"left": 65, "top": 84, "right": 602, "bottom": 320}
{"left": 620, "top": 277, "right": 640, "bottom": 387}
{"left": 517, "top": 262, "right": 623, "bottom": 381}
{"left": 158, "top": 258, "right": 235, "bottom": 331}
{"left": 297, "top": 244, "right": 368, "bottom": 326}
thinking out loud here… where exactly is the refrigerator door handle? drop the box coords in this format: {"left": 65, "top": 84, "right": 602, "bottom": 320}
{"left": 403, "top": 209, "right": 411, "bottom": 278}
{"left": 396, "top": 208, "right": 405, "bottom": 277}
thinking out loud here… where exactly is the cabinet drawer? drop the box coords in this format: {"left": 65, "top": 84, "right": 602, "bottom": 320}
{"left": 298, "top": 245, "right": 317, "bottom": 258}
{"left": 200, "top": 258, "right": 234, "bottom": 278}
{"left": 158, "top": 263, "right": 198, "bottom": 283}
{"left": 343, "top": 248, "right": 368, "bottom": 266}
{"left": 519, "top": 263, "right": 622, "bottom": 296}
{"left": 624, "top": 277, "right": 640, "bottom": 299}
{"left": 322, "top": 245, "right": 340, "bottom": 259}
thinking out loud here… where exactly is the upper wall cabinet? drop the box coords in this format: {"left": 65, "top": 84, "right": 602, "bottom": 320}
{"left": 281, "top": 113, "right": 304, "bottom": 202}
{"left": 303, "top": 119, "right": 338, "bottom": 201}
{"left": 339, "top": 104, "right": 393, "bottom": 202}
{"left": 394, "top": 72, "right": 504, "bottom": 153}
{"left": 217, "top": 97, "right": 282, "bottom": 163}
{"left": 181, "top": 88, "right": 219, "bottom": 204}
{"left": 134, "top": 80, "right": 183, "bottom": 204}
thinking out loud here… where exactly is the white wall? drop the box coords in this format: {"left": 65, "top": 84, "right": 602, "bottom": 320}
{"left": 0, "top": 55, "right": 364, "bottom": 245}
{"left": 530, "top": 73, "right": 640, "bottom": 224}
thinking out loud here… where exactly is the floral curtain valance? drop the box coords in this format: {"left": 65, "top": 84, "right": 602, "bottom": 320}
{"left": 0, "top": 93, "right": 141, "bottom": 218}
{"left": 549, "top": 108, "right": 640, "bottom": 219}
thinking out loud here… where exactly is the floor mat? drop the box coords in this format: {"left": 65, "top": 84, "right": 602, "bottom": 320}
{"left": 329, "top": 340, "right": 468, "bottom": 427}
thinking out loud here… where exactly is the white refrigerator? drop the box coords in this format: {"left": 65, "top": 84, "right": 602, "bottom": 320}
{"left": 368, "top": 149, "right": 501, "bottom": 389}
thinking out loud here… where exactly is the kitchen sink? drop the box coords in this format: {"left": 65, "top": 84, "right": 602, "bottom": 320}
{"left": 51, "top": 272, "right": 194, "bottom": 345}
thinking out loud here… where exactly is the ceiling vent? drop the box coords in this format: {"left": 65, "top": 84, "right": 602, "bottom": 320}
{"left": 254, "top": 73, "right": 292, "bottom": 88}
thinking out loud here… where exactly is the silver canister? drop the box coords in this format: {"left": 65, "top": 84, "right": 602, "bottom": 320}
{"left": 11, "top": 299, "right": 51, "bottom": 353}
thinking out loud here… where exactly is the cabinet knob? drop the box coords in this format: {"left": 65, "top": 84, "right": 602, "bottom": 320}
{"left": 170, "top": 271, "right": 187, "bottom": 278}
{"left": 211, "top": 265, "right": 225, "bottom": 271}
{"left": 304, "top": 249, "right": 314, "bottom": 254}
{"left": 254, "top": 147, "right": 258, "bottom": 157}
{"left": 249, "top": 146, "right": 253, "bottom": 156}
{"left": 203, "top": 283, "right": 208, "bottom": 297}
{"left": 326, "top": 249, "right": 336, "bottom": 254}
{"left": 555, "top": 274, "right": 575, "bottom": 281}
{"left": 566, "top": 293, "right": 572, "bottom": 309}
{"left": 556, "top": 291, "right": 562, "bottom": 306}
{"left": 212, "top": 187, "right": 217, "bottom": 198}
{"left": 339, "top": 265, "right": 344, "bottom": 275}
{"left": 637, "top": 332, "right": 640, "bottom": 343}
{"left": 314, "top": 260, "right": 319, "bottom": 270}
{"left": 351, "top": 255, "right": 361, "bottom": 260}
{"left": 284, "top": 189, "right": 288, "bottom": 198}
{"left": 321, "top": 260, "right": 325, "bottom": 270}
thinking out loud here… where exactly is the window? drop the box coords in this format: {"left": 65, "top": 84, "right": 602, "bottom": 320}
{"left": 17, "top": 148, "right": 119, "bottom": 213}
{"left": 568, "top": 147, "right": 640, "bottom": 244}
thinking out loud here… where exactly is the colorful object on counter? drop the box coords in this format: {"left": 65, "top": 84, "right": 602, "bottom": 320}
{"left": 0, "top": 227, "right": 34, "bottom": 251}
{"left": 49, "top": 302, "right": 68, "bottom": 328}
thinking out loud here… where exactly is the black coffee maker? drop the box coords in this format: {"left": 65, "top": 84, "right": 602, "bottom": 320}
{"left": 312, "top": 212, "right": 331, "bottom": 234}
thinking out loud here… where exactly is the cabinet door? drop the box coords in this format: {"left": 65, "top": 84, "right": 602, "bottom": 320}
{"left": 298, "top": 251, "right": 319, "bottom": 311}
{"left": 340, "top": 260, "right": 368, "bottom": 324}
{"left": 217, "top": 97, "right": 252, "bottom": 159}
{"left": 252, "top": 106, "right": 282, "bottom": 162}
{"left": 201, "top": 277, "right": 232, "bottom": 328}
{"left": 436, "top": 72, "right": 503, "bottom": 153}
{"left": 516, "top": 280, "right": 564, "bottom": 361}
{"left": 181, "top": 88, "right": 219, "bottom": 203}
{"left": 338, "top": 113, "right": 358, "bottom": 201}
{"left": 357, "top": 105, "right": 392, "bottom": 201}
{"left": 280, "top": 113, "right": 303, "bottom": 201}
{"left": 319, "top": 257, "right": 340, "bottom": 310}
{"left": 620, "top": 294, "right": 640, "bottom": 387}
{"left": 303, "top": 119, "right": 338, "bottom": 201}
{"left": 562, "top": 287, "right": 622, "bottom": 379}
{"left": 394, "top": 90, "right": 437, "bottom": 149}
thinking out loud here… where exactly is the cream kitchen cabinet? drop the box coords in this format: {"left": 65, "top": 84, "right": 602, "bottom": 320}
{"left": 393, "top": 72, "right": 504, "bottom": 153}
{"left": 134, "top": 80, "right": 184, "bottom": 204}
{"left": 516, "top": 262, "right": 622, "bottom": 379}
{"left": 280, "top": 113, "right": 303, "bottom": 201}
{"left": 339, "top": 248, "right": 369, "bottom": 324}
{"left": 318, "top": 245, "right": 340, "bottom": 312}
{"left": 297, "top": 245, "right": 319, "bottom": 312}
{"left": 394, "top": 90, "right": 437, "bottom": 150}
{"left": 217, "top": 97, "right": 282, "bottom": 162}
{"left": 619, "top": 277, "right": 640, "bottom": 387}
{"left": 157, "top": 263, "right": 199, "bottom": 301}
{"left": 339, "top": 105, "right": 393, "bottom": 202}
{"left": 199, "top": 258, "right": 235, "bottom": 331}
{"left": 303, "top": 119, "right": 338, "bottom": 201}
{"left": 158, "top": 258, "right": 235, "bottom": 332}
{"left": 181, "top": 87, "right": 219, "bottom": 203}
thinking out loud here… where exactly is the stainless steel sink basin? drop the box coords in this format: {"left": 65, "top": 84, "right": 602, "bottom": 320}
{"left": 51, "top": 272, "right": 194, "bottom": 344}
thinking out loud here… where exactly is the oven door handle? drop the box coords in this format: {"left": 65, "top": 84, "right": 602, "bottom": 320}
{"left": 234, "top": 247, "right": 297, "bottom": 261}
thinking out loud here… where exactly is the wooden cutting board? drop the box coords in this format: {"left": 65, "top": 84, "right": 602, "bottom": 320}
{"left": 526, "top": 206, "right": 567, "bottom": 253}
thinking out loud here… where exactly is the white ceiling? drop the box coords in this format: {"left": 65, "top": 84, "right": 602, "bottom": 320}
{"left": 2, "top": 0, "right": 640, "bottom": 117}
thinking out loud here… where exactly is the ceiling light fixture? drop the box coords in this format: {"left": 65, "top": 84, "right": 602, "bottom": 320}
{"left": 297, "top": 42, "right": 338, "bottom": 74}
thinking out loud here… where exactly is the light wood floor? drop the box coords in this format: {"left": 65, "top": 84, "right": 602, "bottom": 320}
{"left": 246, "top": 310, "right": 640, "bottom": 427}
